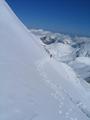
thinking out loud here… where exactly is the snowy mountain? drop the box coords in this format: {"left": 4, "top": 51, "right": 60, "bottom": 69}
{"left": 31, "top": 29, "right": 90, "bottom": 83}
{"left": 0, "top": 0, "right": 90, "bottom": 120}
{"left": 30, "top": 29, "right": 72, "bottom": 45}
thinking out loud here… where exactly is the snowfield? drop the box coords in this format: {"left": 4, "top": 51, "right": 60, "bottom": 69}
{"left": 0, "top": 0, "right": 90, "bottom": 120}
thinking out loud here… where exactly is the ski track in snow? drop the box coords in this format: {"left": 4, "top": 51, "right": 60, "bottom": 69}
{"left": 36, "top": 56, "right": 89, "bottom": 120}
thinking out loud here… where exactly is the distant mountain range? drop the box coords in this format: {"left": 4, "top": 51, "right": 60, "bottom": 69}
{"left": 30, "top": 29, "right": 90, "bottom": 83}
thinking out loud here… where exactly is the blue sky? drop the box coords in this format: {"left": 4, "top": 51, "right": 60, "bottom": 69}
{"left": 6, "top": 0, "right": 90, "bottom": 36}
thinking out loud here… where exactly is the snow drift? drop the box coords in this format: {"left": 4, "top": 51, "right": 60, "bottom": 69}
{"left": 0, "top": 0, "right": 90, "bottom": 120}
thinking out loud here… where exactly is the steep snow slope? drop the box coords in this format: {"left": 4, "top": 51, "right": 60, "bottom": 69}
{"left": 0, "top": 0, "right": 90, "bottom": 120}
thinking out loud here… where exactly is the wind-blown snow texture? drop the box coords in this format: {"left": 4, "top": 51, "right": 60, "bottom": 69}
{"left": 0, "top": 0, "right": 90, "bottom": 120}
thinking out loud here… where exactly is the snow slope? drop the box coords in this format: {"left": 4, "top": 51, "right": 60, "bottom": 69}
{"left": 0, "top": 0, "right": 90, "bottom": 120}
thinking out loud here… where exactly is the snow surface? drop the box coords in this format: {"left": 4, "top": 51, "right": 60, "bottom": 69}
{"left": 69, "top": 57, "right": 90, "bottom": 84}
{"left": 74, "top": 57, "right": 90, "bottom": 66}
{"left": 0, "top": 0, "right": 90, "bottom": 120}
{"left": 44, "top": 43, "right": 76, "bottom": 62}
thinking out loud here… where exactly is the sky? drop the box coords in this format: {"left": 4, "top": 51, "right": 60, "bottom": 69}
{"left": 6, "top": 0, "right": 90, "bottom": 36}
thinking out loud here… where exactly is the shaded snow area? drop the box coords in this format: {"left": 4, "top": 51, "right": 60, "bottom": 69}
{"left": 0, "top": 0, "right": 90, "bottom": 120}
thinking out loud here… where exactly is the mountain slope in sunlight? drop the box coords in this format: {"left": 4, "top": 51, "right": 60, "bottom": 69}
{"left": 0, "top": 1, "right": 90, "bottom": 120}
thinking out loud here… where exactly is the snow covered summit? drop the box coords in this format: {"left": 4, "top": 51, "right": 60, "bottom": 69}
{"left": 0, "top": 1, "right": 90, "bottom": 120}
